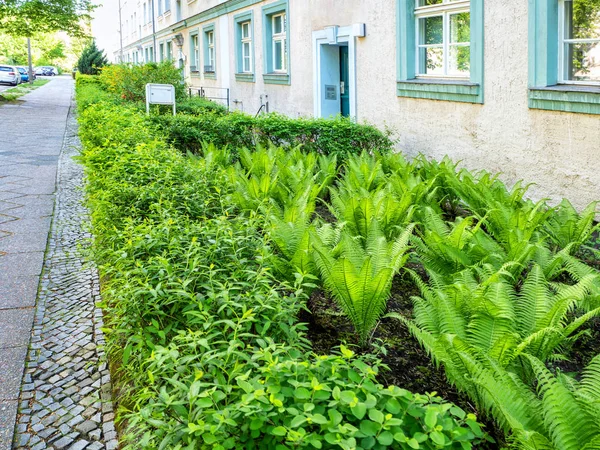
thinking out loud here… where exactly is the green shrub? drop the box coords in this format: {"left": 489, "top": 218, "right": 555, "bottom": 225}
{"left": 151, "top": 112, "right": 395, "bottom": 159}
{"left": 75, "top": 75, "right": 118, "bottom": 113}
{"left": 148, "top": 111, "right": 255, "bottom": 154}
{"left": 177, "top": 95, "right": 229, "bottom": 116}
{"left": 255, "top": 114, "right": 396, "bottom": 158}
{"left": 76, "top": 85, "right": 487, "bottom": 450}
{"left": 100, "top": 62, "right": 186, "bottom": 102}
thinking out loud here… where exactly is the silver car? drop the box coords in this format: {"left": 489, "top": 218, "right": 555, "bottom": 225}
{"left": 0, "top": 65, "right": 21, "bottom": 86}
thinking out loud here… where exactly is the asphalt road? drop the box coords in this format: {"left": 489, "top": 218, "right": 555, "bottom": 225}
{"left": 0, "top": 84, "right": 12, "bottom": 93}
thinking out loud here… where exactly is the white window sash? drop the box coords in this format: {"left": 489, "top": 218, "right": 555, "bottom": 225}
{"left": 415, "top": 3, "right": 470, "bottom": 78}
{"left": 558, "top": 0, "right": 600, "bottom": 85}
{"left": 272, "top": 13, "right": 287, "bottom": 72}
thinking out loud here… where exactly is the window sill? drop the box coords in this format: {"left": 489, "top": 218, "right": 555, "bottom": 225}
{"left": 236, "top": 73, "right": 255, "bottom": 83}
{"left": 204, "top": 72, "right": 217, "bottom": 80}
{"left": 263, "top": 72, "right": 290, "bottom": 85}
{"left": 528, "top": 85, "right": 600, "bottom": 115}
{"left": 190, "top": 71, "right": 201, "bottom": 78}
{"left": 397, "top": 79, "right": 482, "bottom": 104}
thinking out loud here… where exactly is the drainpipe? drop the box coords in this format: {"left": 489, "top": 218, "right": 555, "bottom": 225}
{"left": 151, "top": 0, "right": 157, "bottom": 62}
{"left": 118, "top": 0, "right": 124, "bottom": 62}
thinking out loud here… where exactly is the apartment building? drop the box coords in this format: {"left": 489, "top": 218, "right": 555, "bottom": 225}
{"left": 116, "top": 0, "right": 600, "bottom": 209}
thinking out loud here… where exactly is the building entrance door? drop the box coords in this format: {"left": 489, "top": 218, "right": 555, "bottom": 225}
{"left": 339, "top": 46, "right": 350, "bottom": 117}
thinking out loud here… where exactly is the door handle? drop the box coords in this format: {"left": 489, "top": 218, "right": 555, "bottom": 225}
{"left": 340, "top": 81, "right": 345, "bottom": 95}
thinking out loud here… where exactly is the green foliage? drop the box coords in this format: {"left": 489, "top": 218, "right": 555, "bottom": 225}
{"left": 0, "top": 0, "right": 93, "bottom": 37}
{"left": 74, "top": 74, "right": 117, "bottom": 112}
{"left": 76, "top": 83, "right": 485, "bottom": 450}
{"left": 151, "top": 111, "right": 396, "bottom": 159}
{"left": 313, "top": 222, "right": 414, "bottom": 346}
{"left": 76, "top": 73, "right": 600, "bottom": 450}
{"left": 135, "top": 343, "right": 485, "bottom": 450}
{"left": 99, "top": 62, "right": 186, "bottom": 102}
{"left": 177, "top": 95, "right": 229, "bottom": 116}
{"left": 77, "top": 40, "right": 108, "bottom": 75}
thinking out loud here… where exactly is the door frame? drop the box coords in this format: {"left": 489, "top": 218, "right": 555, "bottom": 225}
{"left": 312, "top": 24, "right": 364, "bottom": 119}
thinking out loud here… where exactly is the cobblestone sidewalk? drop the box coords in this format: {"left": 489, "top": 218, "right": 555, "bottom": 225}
{"left": 13, "top": 102, "right": 117, "bottom": 450}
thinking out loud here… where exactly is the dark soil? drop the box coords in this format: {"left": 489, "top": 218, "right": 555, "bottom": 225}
{"left": 314, "top": 202, "right": 336, "bottom": 224}
{"left": 300, "top": 265, "right": 507, "bottom": 448}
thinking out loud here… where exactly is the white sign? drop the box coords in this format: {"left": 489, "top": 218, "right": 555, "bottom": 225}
{"left": 145, "top": 83, "right": 176, "bottom": 115}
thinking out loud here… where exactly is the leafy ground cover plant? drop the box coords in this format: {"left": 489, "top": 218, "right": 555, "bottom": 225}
{"left": 76, "top": 82, "right": 486, "bottom": 450}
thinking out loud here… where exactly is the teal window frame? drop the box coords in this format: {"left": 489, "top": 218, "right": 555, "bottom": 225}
{"left": 397, "top": 0, "right": 484, "bottom": 104}
{"left": 190, "top": 30, "right": 200, "bottom": 74}
{"left": 262, "top": 0, "right": 290, "bottom": 85}
{"left": 203, "top": 23, "right": 217, "bottom": 79}
{"left": 528, "top": 0, "right": 600, "bottom": 115}
{"left": 234, "top": 11, "right": 255, "bottom": 82}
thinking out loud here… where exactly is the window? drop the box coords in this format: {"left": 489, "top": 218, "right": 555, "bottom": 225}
{"left": 158, "top": 0, "right": 163, "bottom": 16}
{"left": 415, "top": 0, "right": 470, "bottom": 77}
{"left": 159, "top": 43, "right": 165, "bottom": 62}
{"left": 166, "top": 41, "right": 173, "bottom": 60}
{"left": 262, "top": 0, "right": 290, "bottom": 85}
{"left": 397, "top": 0, "right": 483, "bottom": 103}
{"left": 190, "top": 33, "right": 199, "bottom": 73}
{"left": 203, "top": 24, "right": 216, "bottom": 78}
{"left": 206, "top": 31, "right": 215, "bottom": 71}
{"left": 558, "top": 0, "right": 600, "bottom": 84}
{"left": 165, "top": 0, "right": 171, "bottom": 12}
{"left": 528, "top": 0, "right": 600, "bottom": 114}
{"left": 272, "top": 14, "right": 287, "bottom": 72}
{"left": 143, "top": 3, "right": 147, "bottom": 24}
{"left": 241, "top": 22, "right": 252, "bottom": 73}
{"left": 234, "top": 12, "right": 254, "bottom": 82}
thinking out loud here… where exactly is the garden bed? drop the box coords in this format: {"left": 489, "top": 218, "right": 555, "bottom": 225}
{"left": 75, "top": 65, "right": 600, "bottom": 450}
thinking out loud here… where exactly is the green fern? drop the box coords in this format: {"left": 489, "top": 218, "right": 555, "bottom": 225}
{"left": 313, "top": 220, "right": 414, "bottom": 345}
{"left": 543, "top": 199, "right": 599, "bottom": 254}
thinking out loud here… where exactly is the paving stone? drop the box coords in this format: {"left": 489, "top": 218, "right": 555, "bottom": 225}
{"left": 0, "top": 308, "right": 34, "bottom": 347}
{"left": 0, "top": 276, "right": 39, "bottom": 309}
{"left": 88, "top": 429, "right": 101, "bottom": 441}
{"left": 16, "top": 433, "right": 30, "bottom": 447}
{"left": 53, "top": 436, "right": 74, "bottom": 449}
{"left": 0, "top": 400, "right": 17, "bottom": 450}
{"left": 0, "top": 345, "right": 27, "bottom": 400}
{"left": 76, "top": 420, "right": 97, "bottom": 434}
{"left": 68, "top": 440, "right": 90, "bottom": 450}
{"left": 0, "top": 251, "right": 45, "bottom": 280}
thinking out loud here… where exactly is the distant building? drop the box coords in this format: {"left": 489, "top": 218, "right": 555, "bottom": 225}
{"left": 116, "top": 0, "right": 600, "bottom": 209}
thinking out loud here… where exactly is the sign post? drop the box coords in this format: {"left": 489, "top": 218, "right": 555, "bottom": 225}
{"left": 145, "top": 83, "right": 177, "bottom": 115}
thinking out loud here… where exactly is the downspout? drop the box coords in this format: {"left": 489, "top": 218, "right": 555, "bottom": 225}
{"left": 151, "top": 0, "right": 157, "bottom": 62}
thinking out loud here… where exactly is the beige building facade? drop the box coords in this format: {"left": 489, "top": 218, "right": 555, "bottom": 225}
{"left": 116, "top": 0, "right": 600, "bottom": 210}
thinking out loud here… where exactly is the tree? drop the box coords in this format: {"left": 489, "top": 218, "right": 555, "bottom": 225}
{"left": 77, "top": 40, "right": 107, "bottom": 75}
{"left": 0, "top": 0, "right": 93, "bottom": 37}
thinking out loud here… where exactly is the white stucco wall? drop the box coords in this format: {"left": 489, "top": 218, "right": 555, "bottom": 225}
{"left": 119, "top": 0, "right": 600, "bottom": 210}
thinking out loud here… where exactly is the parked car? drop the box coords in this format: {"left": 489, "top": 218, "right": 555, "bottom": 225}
{"left": 34, "top": 66, "right": 58, "bottom": 76}
{"left": 0, "top": 65, "right": 21, "bottom": 86}
{"left": 17, "top": 67, "right": 35, "bottom": 82}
